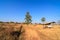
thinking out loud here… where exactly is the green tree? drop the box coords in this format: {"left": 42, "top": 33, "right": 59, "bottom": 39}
{"left": 41, "top": 17, "right": 46, "bottom": 27}
{"left": 57, "top": 20, "right": 60, "bottom": 25}
{"left": 25, "top": 12, "right": 32, "bottom": 24}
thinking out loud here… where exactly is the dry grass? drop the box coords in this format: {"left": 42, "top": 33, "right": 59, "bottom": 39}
{"left": 0, "top": 23, "right": 60, "bottom": 40}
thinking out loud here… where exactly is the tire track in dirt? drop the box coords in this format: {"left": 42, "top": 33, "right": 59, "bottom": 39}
{"left": 35, "top": 30, "right": 54, "bottom": 40}
{"left": 19, "top": 27, "right": 41, "bottom": 40}
{"left": 27, "top": 27, "right": 54, "bottom": 40}
{"left": 19, "top": 26, "right": 58, "bottom": 40}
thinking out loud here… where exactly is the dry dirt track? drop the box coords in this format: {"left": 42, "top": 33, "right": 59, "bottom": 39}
{"left": 19, "top": 27, "right": 40, "bottom": 40}
{"left": 18, "top": 25, "right": 60, "bottom": 40}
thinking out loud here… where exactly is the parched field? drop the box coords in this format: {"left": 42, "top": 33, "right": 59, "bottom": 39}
{"left": 0, "top": 23, "right": 60, "bottom": 40}
{"left": 19, "top": 24, "right": 60, "bottom": 40}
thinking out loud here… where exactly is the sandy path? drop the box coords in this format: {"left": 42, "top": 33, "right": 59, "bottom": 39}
{"left": 19, "top": 27, "right": 40, "bottom": 40}
{"left": 19, "top": 26, "right": 60, "bottom": 40}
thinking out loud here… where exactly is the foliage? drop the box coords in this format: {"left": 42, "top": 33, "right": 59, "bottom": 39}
{"left": 41, "top": 17, "right": 46, "bottom": 28}
{"left": 41, "top": 17, "right": 46, "bottom": 24}
{"left": 25, "top": 12, "right": 32, "bottom": 24}
{"left": 0, "top": 21, "right": 3, "bottom": 23}
{"left": 57, "top": 20, "right": 60, "bottom": 25}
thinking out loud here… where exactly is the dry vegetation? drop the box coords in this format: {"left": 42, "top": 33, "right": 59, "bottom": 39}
{"left": 0, "top": 22, "right": 60, "bottom": 40}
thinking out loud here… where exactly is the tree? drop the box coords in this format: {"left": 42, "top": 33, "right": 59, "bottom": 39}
{"left": 41, "top": 17, "right": 46, "bottom": 27}
{"left": 25, "top": 12, "right": 32, "bottom": 24}
{"left": 41, "top": 17, "right": 45, "bottom": 23}
{"left": 57, "top": 20, "right": 60, "bottom": 25}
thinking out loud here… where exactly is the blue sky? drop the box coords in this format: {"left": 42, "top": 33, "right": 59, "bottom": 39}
{"left": 0, "top": 0, "right": 60, "bottom": 23}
